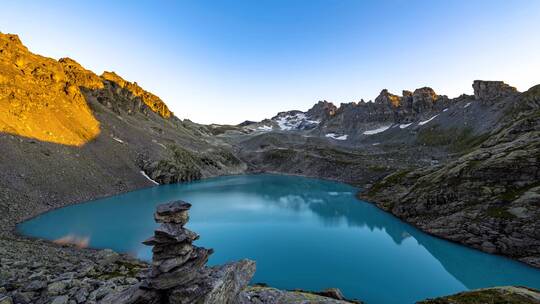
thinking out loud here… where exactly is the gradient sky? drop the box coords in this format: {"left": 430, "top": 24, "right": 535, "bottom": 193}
{"left": 1, "top": 0, "right": 539, "bottom": 124}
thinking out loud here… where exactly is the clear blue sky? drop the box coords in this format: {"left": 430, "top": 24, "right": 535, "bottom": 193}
{"left": 1, "top": 0, "right": 539, "bottom": 124}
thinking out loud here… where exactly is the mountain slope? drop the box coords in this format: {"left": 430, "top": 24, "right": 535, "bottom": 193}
{"left": 360, "top": 85, "right": 540, "bottom": 267}
{"left": 0, "top": 32, "right": 245, "bottom": 233}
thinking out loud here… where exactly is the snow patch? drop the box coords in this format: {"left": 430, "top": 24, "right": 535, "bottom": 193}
{"left": 363, "top": 125, "right": 391, "bottom": 135}
{"left": 464, "top": 102, "right": 471, "bottom": 108}
{"left": 325, "top": 133, "right": 348, "bottom": 140}
{"left": 419, "top": 115, "right": 439, "bottom": 126}
{"left": 399, "top": 123, "right": 412, "bottom": 129}
{"left": 257, "top": 125, "right": 273, "bottom": 131}
{"left": 140, "top": 171, "right": 159, "bottom": 185}
{"left": 274, "top": 113, "right": 319, "bottom": 130}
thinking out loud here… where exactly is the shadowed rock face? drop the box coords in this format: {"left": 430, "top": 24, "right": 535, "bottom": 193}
{"left": 313, "top": 86, "right": 453, "bottom": 136}
{"left": 306, "top": 100, "right": 338, "bottom": 121}
{"left": 101, "top": 71, "right": 172, "bottom": 119}
{"left": 239, "top": 286, "right": 363, "bottom": 304}
{"left": 101, "top": 201, "right": 256, "bottom": 304}
{"left": 473, "top": 80, "right": 518, "bottom": 101}
{"left": 375, "top": 89, "right": 401, "bottom": 107}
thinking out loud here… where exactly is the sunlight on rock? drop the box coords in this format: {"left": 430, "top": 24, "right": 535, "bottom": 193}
{"left": 0, "top": 33, "right": 101, "bottom": 146}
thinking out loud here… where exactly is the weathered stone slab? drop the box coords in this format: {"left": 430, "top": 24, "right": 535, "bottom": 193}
{"left": 154, "top": 201, "right": 191, "bottom": 224}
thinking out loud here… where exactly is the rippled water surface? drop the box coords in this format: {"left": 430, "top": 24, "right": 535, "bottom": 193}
{"left": 18, "top": 174, "right": 540, "bottom": 303}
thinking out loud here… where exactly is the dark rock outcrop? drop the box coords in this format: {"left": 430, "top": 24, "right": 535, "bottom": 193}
{"left": 374, "top": 89, "right": 401, "bottom": 107}
{"left": 473, "top": 80, "right": 518, "bottom": 101}
{"left": 316, "top": 86, "right": 454, "bottom": 136}
{"left": 306, "top": 100, "right": 338, "bottom": 121}
{"left": 239, "top": 286, "right": 361, "bottom": 304}
{"left": 101, "top": 71, "right": 172, "bottom": 119}
{"left": 412, "top": 87, "right": 439, "bottom": 113}
{"left": 417, "top": 286, "right": 540, "bottom": 304}
{"left": 141, "top": 145, "right": 244, "bottom": 184}
{"left": 101, "top": 201, "right": 255, "bottom": 304}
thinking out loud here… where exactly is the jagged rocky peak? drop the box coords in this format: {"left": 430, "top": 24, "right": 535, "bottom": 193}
{"left": 59, "top": 57, "right": 104, "bottom": 90}
{"left": 101, "top": 200, "right": 255, "bottom": 304}
{"left": 101, "top": 71, "right": 172, "bottom": 118}
{"left": 336, "top": 101, "right": 360, "bottom": 114}
{"left": 402, "top": 90, "right": 413, "bottom": 97}
{"left": 412, "top": 87, "right": 438, "bottom": 103}
{"left": 306, "top": 100, "right": 338, "bottom": 120}
{"left": 473, "top": 80, "right": 518, "bottom": 101}
{"left": 374, "top": 89, "right": 401, "bottom": 107}
{"left": 412, "top": 87, "right": 440, "bottom": 112}
{"left": 373, "top": 87, "right": 442, "bottom": 109}
{"left": 238, "top": 120, "right": 257, "bottom": 127}
{"left": 0, "top": 33, "right": 32, "bottom": 58}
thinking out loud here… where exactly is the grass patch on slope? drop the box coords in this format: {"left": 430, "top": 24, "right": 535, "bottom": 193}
{"left": 367, "top": 169, "right": 411, "bottom": 196}
{"left": 417, "top": 126, "right": 490, "bottom": 153}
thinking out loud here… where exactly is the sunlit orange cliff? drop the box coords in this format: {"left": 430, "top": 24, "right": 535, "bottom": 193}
{"left": 0, "top": 32, "right": 171, "bottom": 146}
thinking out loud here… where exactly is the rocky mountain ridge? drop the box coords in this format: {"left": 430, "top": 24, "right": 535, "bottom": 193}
{"left": 240, "top": 80, "right": 518, "bottom": 142}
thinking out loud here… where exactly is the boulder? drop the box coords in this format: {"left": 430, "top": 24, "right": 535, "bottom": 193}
{"left": 0, "top": 295, "right": 13, "bottom": 304}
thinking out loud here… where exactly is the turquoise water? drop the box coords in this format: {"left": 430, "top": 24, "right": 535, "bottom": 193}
{"left": 18, "top": 174, "right": 540, "bottom": 303}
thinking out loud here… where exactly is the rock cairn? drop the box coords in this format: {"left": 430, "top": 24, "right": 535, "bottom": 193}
{"left": 101, "top": 200, "right": 255, "bottom": 304}
{"left": 142, "top": 201, "right": 213, "bottom": 299}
